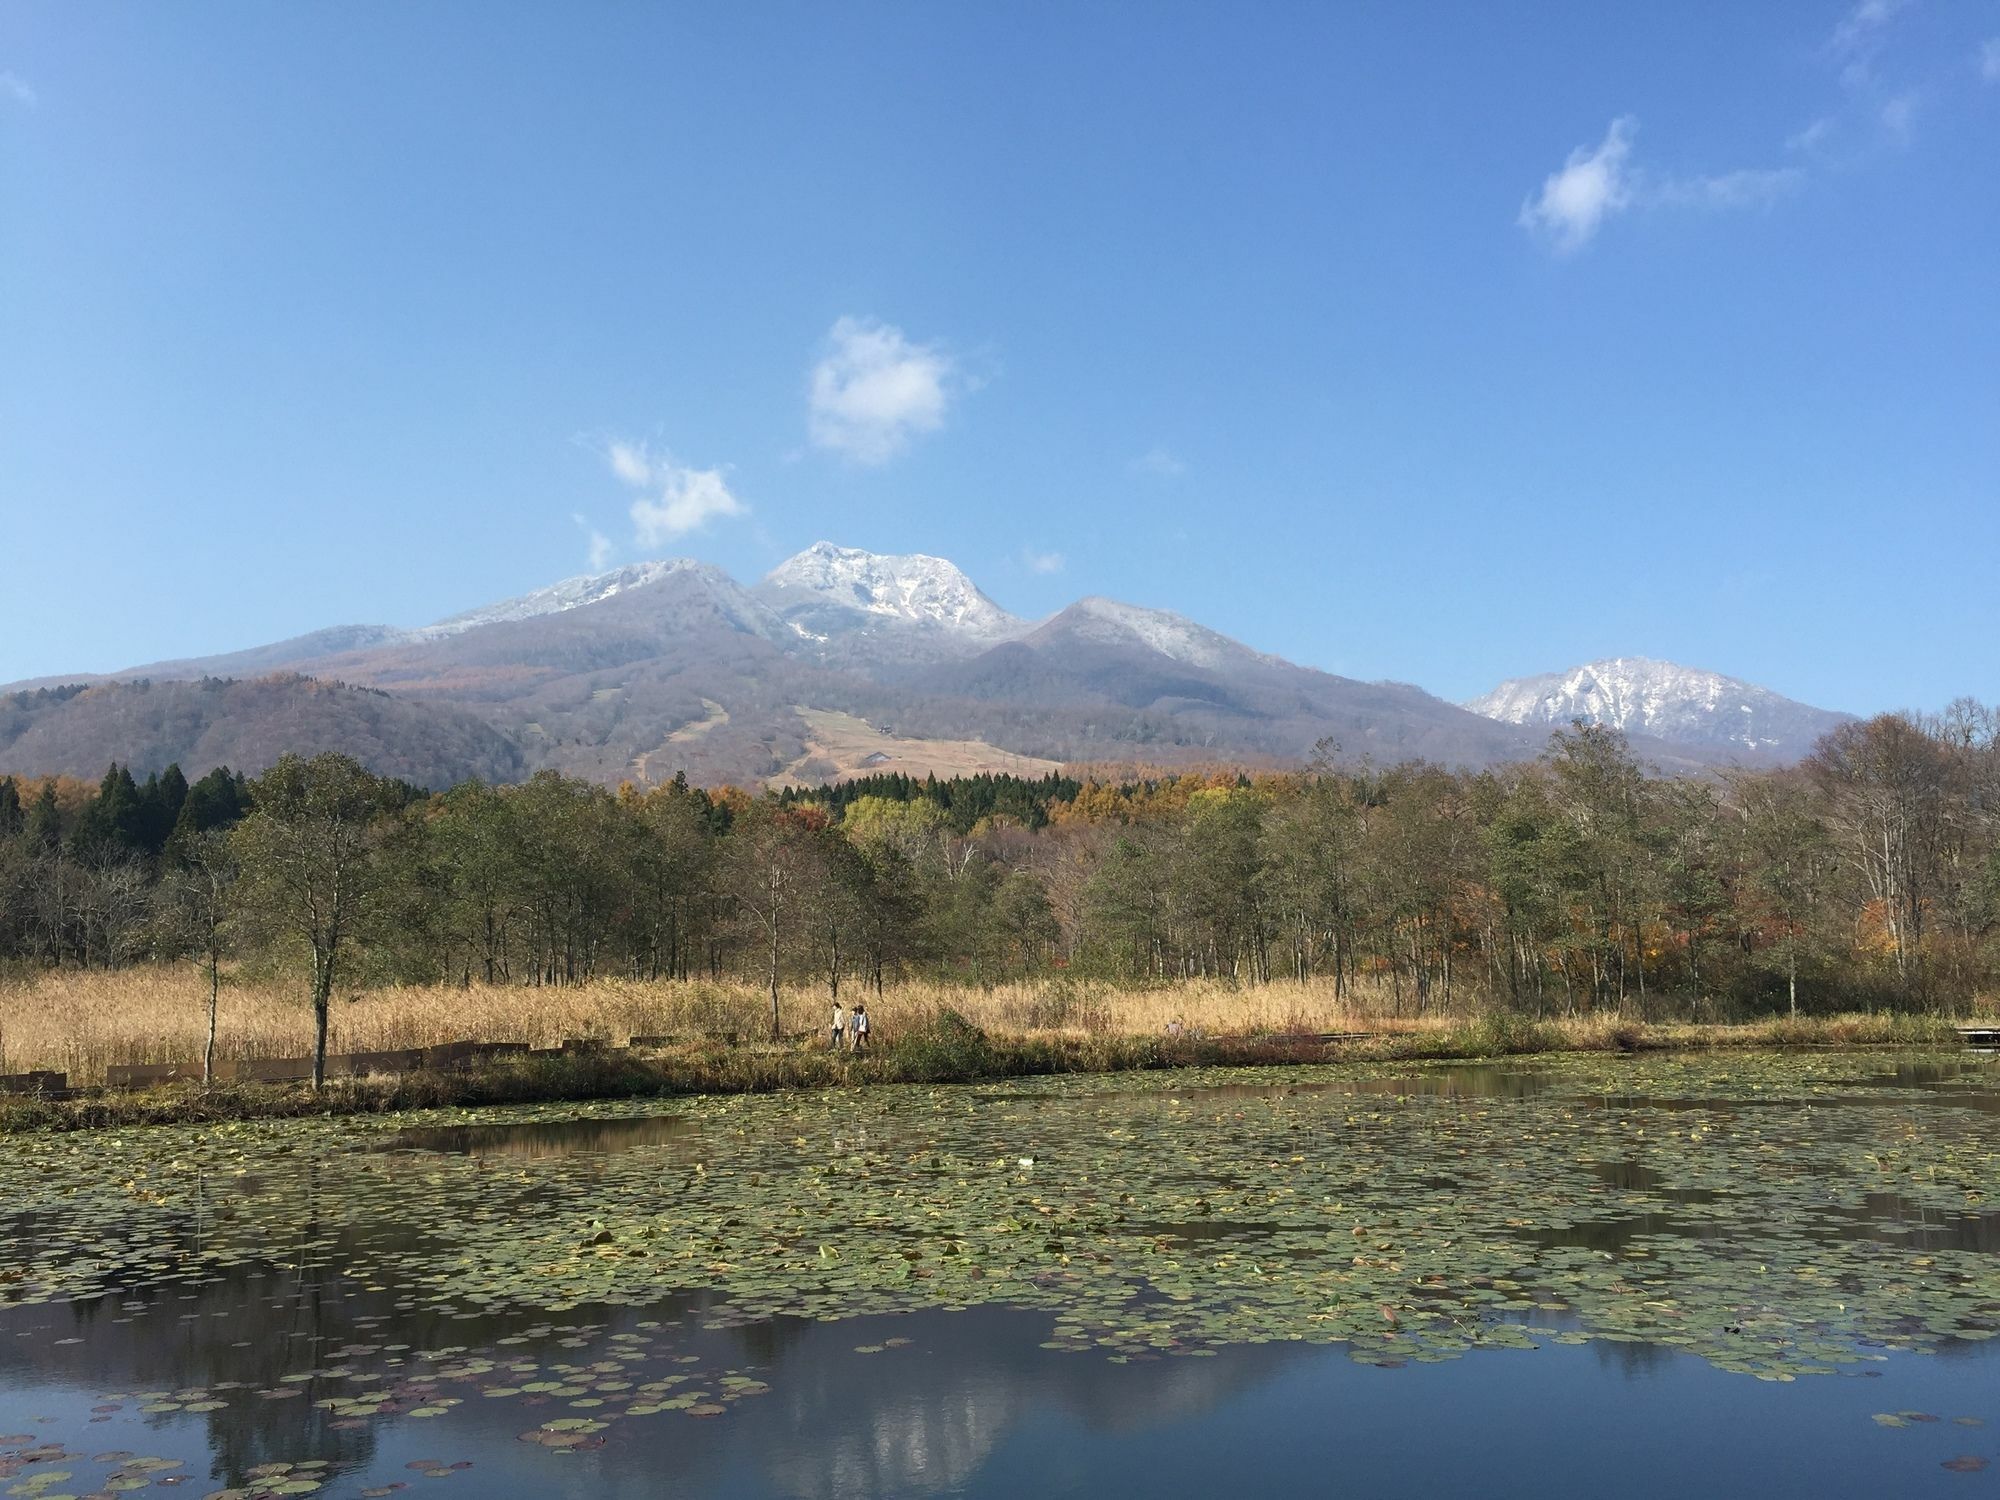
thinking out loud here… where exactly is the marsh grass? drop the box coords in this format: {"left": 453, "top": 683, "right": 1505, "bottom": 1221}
{"left": 0, "top": 966, "right": 1436, "bottom": 1083}
{"left": 0, "top": 964, "right": 1979, "bottom": 1132}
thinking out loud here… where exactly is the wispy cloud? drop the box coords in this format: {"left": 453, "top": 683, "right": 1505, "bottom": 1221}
{"left": 600, "top": 439, "right": 748, "bottom": 546}
{"left": 1021, "top": 549, "right": 1065, "bottom": 575}
{"left": 1983, "top": 38, "right": 2000, "bottom": 82}
{"left": 808, "top": 316, "right": 958, "bottom": 465}
{"left": 1131, "top": 446, "right": 1188, "bottom": 480}
{"left": 1879, "top": 91, "right": 1920, "bottom": 140}
{"left": 1786, "top": 116, "right": 1837, "bottom": 153}
{"left": 1652, "top": 167, "right": 1804, "bottom": 210}
{"left": 0, "top": 72, "right": 36, "bottom": 109}
{"left": 572, "top": 514, "right": 613, "bottom": 571}
{"left": 1828, "top": 0, "right": 1911, "bottom": 86}
{"left": 1519, "top": 118, "right": 1802, "bottom": 253}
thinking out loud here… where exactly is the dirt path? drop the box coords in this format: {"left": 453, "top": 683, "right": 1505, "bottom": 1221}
{"left": 630, "top": 698, "right": 730, "bottom": 783}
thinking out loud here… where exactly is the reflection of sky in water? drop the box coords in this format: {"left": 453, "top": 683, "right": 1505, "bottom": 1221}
{"left": 4, "top": 1295, "right": 1997, "bottom": 1499}
{"left": 4, "top": 1056, "right": 1999, "bottom": 1497}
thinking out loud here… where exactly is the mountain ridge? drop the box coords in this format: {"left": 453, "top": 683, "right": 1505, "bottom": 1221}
{"left": 3, "top": 550, "right": 1854, "bottom": 786}
{"left": 1465, "top": 656, "right": 1852, "bottom": 759}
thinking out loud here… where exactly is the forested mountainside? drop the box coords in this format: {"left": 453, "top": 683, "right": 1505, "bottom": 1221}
{"left": 0, "top": 676, "right": 524, "bottom": 787}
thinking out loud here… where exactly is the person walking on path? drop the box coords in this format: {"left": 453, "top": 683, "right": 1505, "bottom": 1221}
{"left": 830, "top": 1000, "right": 847, "bottom": 1051}
{"left": 850, "top": 1002, "right": 870, "bottom": 1054}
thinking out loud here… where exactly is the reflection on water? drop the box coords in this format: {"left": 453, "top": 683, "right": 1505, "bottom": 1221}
{"left": 0, "top": 1283, "right": 1303, "bottom": 1500}
{"left": 380, "top": 1112, "right": 701, "bottom": 1158}
{"left": 1845, "top": 1194, "right": 2000, "bottom": 1254}
{"left": 6, "top": 1281, "right": 1998, "bottom": 1500}
{"left": 1044, "top": 1062, "right": 1568, "bottom": 1106}
{"left": 1531, "top": 1159, "right": 2000, "bottom": 1257}
{"left": 4, "top": 1052, "right": 1999, "bottom": 1498}
{"left": 1586, "top": 1157, "right": 1724, "bottom": 1202}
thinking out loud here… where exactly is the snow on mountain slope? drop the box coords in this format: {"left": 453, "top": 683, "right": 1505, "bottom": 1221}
{"left": 411, "top": 559, "right": 718, "bottom": 639}
{"left": 1035, "top": 596, "right": 1275, "bottom": 671}
{"left": 758, "top": 542, "right": 1021, "bottom": 637}
{"left": 1465, "top": 657, "right": 1849, "bottom": 755}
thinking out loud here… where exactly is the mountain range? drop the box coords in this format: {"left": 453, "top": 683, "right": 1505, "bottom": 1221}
{"left": 1464, "top": 657, "right": 1852, "bottom": 758}
{"left": 0, "top": 545, "right": 1853, "bottom": 788}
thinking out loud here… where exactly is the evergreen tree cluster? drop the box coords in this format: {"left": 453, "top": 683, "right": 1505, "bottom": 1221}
{"left": 774, "top": 770, "right": 1082, "bottom": 832}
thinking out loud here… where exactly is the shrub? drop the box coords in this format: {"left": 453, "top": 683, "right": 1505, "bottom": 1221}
{"left": 889, "top": 1008, "right": 997, "bottom": 1083}
{"left": 1464, "top": 1013, "right": 1562, "bottom": 1056}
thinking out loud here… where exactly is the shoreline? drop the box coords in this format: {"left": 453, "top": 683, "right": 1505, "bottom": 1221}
{"left": 0, "top": 1011, "right": 1979, "bottom": 1134}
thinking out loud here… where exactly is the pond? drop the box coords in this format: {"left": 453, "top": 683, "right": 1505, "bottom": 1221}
{"left": 2, "top": 1051, "right": 1997, "bottom": 1497}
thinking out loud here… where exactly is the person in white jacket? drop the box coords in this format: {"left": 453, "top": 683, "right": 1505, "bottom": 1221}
{"left": 850, "top": 1003, "right": 870, "bottom": 1053}
{"left": 829, "top": 1001, "right": 847, "bottom": 1051}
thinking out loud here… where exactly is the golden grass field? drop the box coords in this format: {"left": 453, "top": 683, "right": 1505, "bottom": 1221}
{"left": 0, "top": 964, "right": 1986, "bottom": 1086}
{"left": 0, "top": 966, "right": 1382, "bottom": 1083}
{"left": 768, "top": 708, "right": 1064, "bottom": 788}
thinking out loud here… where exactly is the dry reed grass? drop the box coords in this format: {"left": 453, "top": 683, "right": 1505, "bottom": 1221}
{"left": 0, "top": 966, "right": 1412, "bottom": 1083}
{"left": 0, "top": 964, "right": 1984, "bottom": 1086}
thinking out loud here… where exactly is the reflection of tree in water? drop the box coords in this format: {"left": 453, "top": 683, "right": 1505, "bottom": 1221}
{"left": 0, "top": 1152, "right": 714, "bottom": 1490}
{"left": 1845, "top": 1194, "right": 2000, "bottom": 1253}
{"left": 0, "top": 1164, "right": 379, "bottom": 1487}
{"left": 1589, "top": 1337, "right": 1674, "bottom": 1380}
{"left": 382, "top": 1113, "right": 700, "bottom": 1160}
{"left": 1190, "top": 1066, "right": 1563, "bottom": 1105}
{"left": 727, "top": 1310, "right": 816, "bottom": 1367}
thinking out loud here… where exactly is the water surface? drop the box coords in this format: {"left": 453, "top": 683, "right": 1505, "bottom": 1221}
{"left": 3, "top": 1051, "right": 1997, "bottom": 1497}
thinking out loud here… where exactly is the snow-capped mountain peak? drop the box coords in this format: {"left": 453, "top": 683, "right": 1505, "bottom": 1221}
{"left": 759, "top": 542, "right": 1020, "bottom": 637}
{"left": 1465, "top": 657, "right": 1849, "bottom": 756}
{"left": 1047, "top": 596, "right": 1270, "bottom": 671}
{"left": 411, "top": 559, "right": 707, "bottom": 640}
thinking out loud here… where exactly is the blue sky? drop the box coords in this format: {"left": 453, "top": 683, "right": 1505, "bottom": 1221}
{"left": 2, "top": 2, "right": 1996, "bottom": 713}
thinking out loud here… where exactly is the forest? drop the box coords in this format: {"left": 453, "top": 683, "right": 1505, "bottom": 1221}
{"left": 2, "top": 704, "right": 1997, "bottom": 1066}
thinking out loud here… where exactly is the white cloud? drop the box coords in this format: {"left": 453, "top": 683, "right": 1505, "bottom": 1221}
{"left": 1786, "top": 116, "right": 1836, "bottom": 153}
{"left": 572, "top": 514, "right": 613, "bottom": 571}
{"left": 1879, "top": 91, "right": 1919, "bottom": 139}
{"left": 1517, "top": 117, "right": 1637, "bottom": 252}
{"left": 1831, "top": 0, "right": 1909, "bottom": 50}
{"left": 1828, "top": 0, "right": 1910, "bottom": 83}
{"left": 1982, "top": 38, "right": 2000, "bottom": 82}
{"left": 606, "top": 440, "right": 653, "bottom": 488}
{"left": 1132, "top": 446, "right": 1188, "bottom": 479}
{"left": 1653, "top": 167, "right": 1804, "bottom": 210}
{"left": 1022, "top": 549, "right": 1065, "bottom": 575}
{"left": 1519, "top": 118, "right": 1801, "bottom": 253}
{"left": 808, "top": 316, "right": 956, "bottom": 464}
{"left": 600, "top": 439, "right": 748, "bottom": 546}
{"left": 628, "top": 466, "right": 745, "bottom": 546}
{"left": 0, "top": 72, "right": 35, "bottom": 109}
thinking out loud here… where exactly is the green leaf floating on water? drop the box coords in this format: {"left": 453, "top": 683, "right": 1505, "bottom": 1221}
{"left": 1, "top": 1050, "right": 1996, "bottom": 1387}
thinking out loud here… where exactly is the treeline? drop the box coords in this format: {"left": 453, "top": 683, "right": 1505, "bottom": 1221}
{"left": 774, "top": 770, "right": 1083, "bottom": 831}
{"left": 4, "top": 704, "right": 1998, "bottom": 1050}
